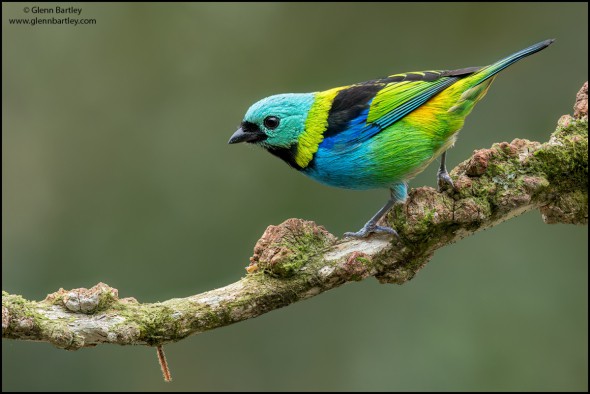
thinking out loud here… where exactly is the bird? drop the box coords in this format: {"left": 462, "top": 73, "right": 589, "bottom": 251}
{"left": 228, "top": 39, "right": 554, "bottom": 238}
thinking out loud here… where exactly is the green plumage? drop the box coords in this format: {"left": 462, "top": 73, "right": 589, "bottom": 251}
{"left": 229, "top": 39, "right": 554, "bottom": 237}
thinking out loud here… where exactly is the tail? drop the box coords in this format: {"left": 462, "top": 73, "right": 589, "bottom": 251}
{"left": 469, "top": 38, "right": 555, "bottom": 86}
{"left": 447, "top": 39, "right": 554, "bottom": 115}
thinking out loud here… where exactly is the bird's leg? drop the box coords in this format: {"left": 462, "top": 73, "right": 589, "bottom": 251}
{"left": 437, "top": 151, "right": 455, "bottom": 192}
{"left": 344, "top": 183, "right": 407, "bottom": 239}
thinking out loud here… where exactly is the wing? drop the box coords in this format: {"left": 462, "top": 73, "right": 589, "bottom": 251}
{"left": 320, "top": 68, "right": 481, "bottom": 151}
{"left": 367, "top": 74, "right": 459, "bottom": 132}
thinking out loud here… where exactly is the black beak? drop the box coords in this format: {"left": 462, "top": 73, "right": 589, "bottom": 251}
{"left": 228, "top": 125, "right": 266, "bottom": 144}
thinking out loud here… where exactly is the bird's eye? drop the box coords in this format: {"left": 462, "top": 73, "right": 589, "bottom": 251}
{"left": 263, "top": 116, "right": 280, "bottom": 130}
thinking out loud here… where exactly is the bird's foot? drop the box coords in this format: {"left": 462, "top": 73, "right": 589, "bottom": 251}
{"left": 437, "top": 170, "right": 455, "bottom": 192}
{"left": 344, "top": 224, "right": 399, "bottom": 239}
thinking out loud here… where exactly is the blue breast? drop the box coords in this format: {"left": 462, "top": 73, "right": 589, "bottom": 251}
{"left": 302, "top": 106, "right": 396, "bottom": 190}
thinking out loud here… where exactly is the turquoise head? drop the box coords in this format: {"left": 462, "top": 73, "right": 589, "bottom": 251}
{"left": 228, "top": 93, "right": 315, "bottom": 150}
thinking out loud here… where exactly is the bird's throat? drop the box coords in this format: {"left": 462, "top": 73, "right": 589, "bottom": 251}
{"left": 265, "top": 144, "right": 304, "bottom": 171}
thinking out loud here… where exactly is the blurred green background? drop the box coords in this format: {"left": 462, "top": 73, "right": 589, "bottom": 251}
{"left": 2, "top": 2, "right": 587, "bottom": 391}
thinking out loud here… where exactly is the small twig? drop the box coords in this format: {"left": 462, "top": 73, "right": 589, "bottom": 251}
{"left": 156, "top": 345, "right": 172, "bottom": 382}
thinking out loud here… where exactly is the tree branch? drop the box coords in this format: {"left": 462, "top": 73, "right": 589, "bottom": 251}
{"left": 2, "top": 83, "right": 588, "bottom": 350}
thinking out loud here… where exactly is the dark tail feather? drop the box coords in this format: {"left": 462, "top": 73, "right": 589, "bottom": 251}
{"left": 471, "top": 39, "right": 555, "bottom": 85}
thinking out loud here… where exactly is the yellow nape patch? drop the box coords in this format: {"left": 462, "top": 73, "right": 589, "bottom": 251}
{"left": 295, "top": 87, "right": 344, "bottom": 168}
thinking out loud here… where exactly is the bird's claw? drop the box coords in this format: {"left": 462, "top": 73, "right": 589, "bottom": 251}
{"left": 344, "top": 225, "right": 399, "bottom": 239}
{"left": 437, "top": 170, "right": 455, "bottom": 192}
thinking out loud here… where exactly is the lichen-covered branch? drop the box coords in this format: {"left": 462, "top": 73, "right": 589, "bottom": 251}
{"left": 2, "top": 83, "right": 588, "bottom": 350}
